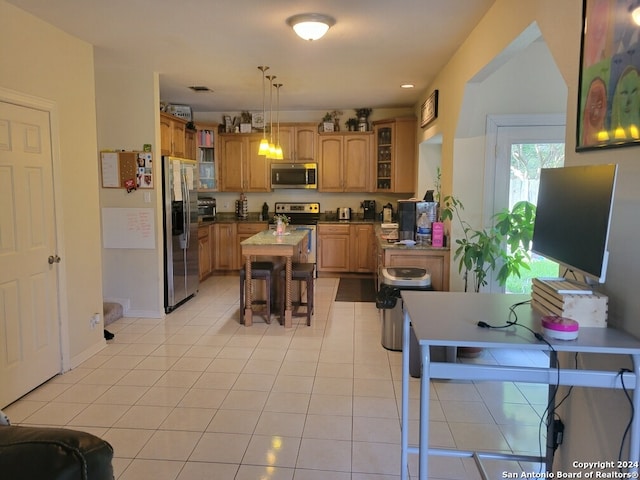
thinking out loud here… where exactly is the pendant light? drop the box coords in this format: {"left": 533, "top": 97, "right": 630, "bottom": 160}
{"left": 266, "top": 74, "right": 276, "bottom": 159}
{"left": 274, "top": 83, "right": 283, "bottom": 160}
{"left": 257, "top": 66, "right": 270, "bottom": 156}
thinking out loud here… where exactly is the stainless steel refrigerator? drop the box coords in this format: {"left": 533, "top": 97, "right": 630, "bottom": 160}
{"left": 162, "top": 156, "right": 199, "bottom": 313}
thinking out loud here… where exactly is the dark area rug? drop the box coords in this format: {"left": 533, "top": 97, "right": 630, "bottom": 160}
{"left": 335, "top": 278, "right": 377, "bottom": 302}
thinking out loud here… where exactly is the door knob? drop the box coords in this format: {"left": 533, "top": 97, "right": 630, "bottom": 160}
{"left": 48, "top": 255, "right": 61, "bottom": 264}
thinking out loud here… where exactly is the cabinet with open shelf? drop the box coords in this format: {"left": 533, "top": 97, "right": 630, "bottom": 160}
{"left": 196, "top": 123, "right": 218, "bottom": 191}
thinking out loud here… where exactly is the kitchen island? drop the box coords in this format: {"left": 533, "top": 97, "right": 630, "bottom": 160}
{"left": 240, "top": 229, "right": 309, "bottom": 328}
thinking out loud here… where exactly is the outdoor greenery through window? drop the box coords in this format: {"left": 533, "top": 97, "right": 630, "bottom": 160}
{"left": 506, "top": 142, "right": 565, "bottom": 293}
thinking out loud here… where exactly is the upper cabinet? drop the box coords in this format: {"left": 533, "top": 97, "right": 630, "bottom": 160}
{"left": 196, "top": 123, "right": 218, "bottom": 191}
{"left": 372, "top": 117, "right": 416, "bottom": 193}
{"left": 318, "top": 132, "right": 372, "bottom": 192}
{"left": 275, "top": 123, "right": 317, "bottom": 163}
{"left": 219, "top": 133, "right": 271, "bottom": 192}
{"left": 160, "top": 112, "right": 187, "bottom": 158}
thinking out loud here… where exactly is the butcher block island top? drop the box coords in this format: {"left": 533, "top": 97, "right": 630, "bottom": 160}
{"left": 240, "top": 229, "right": 309, "bottom": 327}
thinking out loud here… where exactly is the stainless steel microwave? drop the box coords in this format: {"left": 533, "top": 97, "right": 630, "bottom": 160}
{"left": 271, "top": 163, "right": 317, "bottom": 189}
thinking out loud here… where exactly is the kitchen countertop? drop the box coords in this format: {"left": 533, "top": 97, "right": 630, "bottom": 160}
{"left": 199, "top": 212, "right": 379, "bottom": 226}
{"left": 375, "top": 225, "right": 449, "bottom": 251}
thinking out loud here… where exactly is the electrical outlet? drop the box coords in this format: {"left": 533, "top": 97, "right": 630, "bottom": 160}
{"left": 90, "top": 313, "right": 101, "bottom": 329}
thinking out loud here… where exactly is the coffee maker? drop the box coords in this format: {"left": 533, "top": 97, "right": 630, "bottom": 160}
{"left": 362, "top": 200, "right": 376, "bottom": 220}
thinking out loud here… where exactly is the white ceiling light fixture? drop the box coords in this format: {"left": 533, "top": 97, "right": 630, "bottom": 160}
{"left": 632, "top": 5, "right": 640, "bottom": 26}
{"left": 286, "top": 13, "right": 336, "bottom": 41}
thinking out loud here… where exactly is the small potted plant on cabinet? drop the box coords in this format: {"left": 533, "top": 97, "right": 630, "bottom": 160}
{"left": 345, "top": 118, "right": 358, "bottom": 131}
{"left": 355, "top": 108, "right": 372, "bottom": 131}
{"left": 320, "top": 112, "right": 334, "bottom": 132}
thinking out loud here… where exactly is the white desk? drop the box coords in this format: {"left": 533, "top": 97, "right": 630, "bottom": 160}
{"left": 400, "top": 291, "right": 640, "bottom": 480}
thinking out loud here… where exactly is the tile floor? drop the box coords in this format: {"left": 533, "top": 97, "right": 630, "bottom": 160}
{"left": 4, "top": 275, "right": 550, "bottom": 479}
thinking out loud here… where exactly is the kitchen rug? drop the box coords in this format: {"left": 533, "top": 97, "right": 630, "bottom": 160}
{"left": 335, "top": 278, "right": 377, "bottom": 302}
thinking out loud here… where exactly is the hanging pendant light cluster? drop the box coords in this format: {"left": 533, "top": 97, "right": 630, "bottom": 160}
{"left": 257, "top": 66, "right": 284, "bottom": 160}
{"left": 257, "top": 66, "right": 270, "bottom": 156}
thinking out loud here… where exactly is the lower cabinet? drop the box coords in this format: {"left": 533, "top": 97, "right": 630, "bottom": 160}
{"left": 379, "top": 247, "right": 450, "bottom": 292}
{"left": 317, "top": 223, "right": 375, "bottom": 273}
{"left": 213, "top": 222, "right": 237, "bottom": 271}
{"left": 198, "top": 225, "right": 212, "bottom": 280}
{"left": 235, "top": 222, "right": 269, "bottom": 269}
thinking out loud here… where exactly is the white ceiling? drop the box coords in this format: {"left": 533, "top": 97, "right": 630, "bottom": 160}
{"left": 7, "top": 0, "right": 495, "bottom": 113}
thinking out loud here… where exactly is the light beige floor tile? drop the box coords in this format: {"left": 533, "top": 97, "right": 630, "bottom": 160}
{"left": 137, "top": 429, "right": 201, "bottom": 461}
{"left": 22, "top": 402, "right": 88, "bottom": 426}
{"left": 352, "top": 440, "right": 401, "bottom": 476}
{"left": 353, "top": 416, "right": 400, "bottom": 443}
{"left": 192, "top": 371, "right": 238, "bottom": 389}
{"left": 448, "top": 422, "right": 511, "bottom": 452}
{"left": 206, "top": 357, "right": 247, "bottom": 373}
{"left": 175, "top": 462, "right": 239, "bottom": 480}
{"left": 220, "top": 389, "right": 268, "bottom": 411}
{"left": 232, "top": 372, "right": 276, "bottom": 391}
{"left": 272, "top": 374, "right": 314, "bottom": 394}
{"left": 293, "top": 469, "right": 351, "bottom": 480}
{"left": 264, "top": 391, "right": 310, "bottom": 414}
{"left": 353, "top": 378, "right": 395, "bottom": 398}
{"left": 242, "top": 434, "right": 301, "bottom": 467}
{"left": 158, "top": 407, "right": 216, "bottom": 431}
{"left": 117, "top": 369, "right": 165, "bottom": 387}
{"left": 189, "top": 432, "right": 251, "bottom": 463}
{"left": 296, "top": 438, "right": 351, "bottom": 472}
{"left": 312, "top": 376, "right": 353, "bottom": 396}
{"left": 134, "top": 356, "right": 180, "bottom": 371}
{"left": 66, "top": 403, "right": 129, "bottom": 428}
{"left": 53, "top": 383, "right": 110, "bottom": 404}
{"left": 236, "top": 464, "right": 294, "bottom": 480}
{"left": 113, "top": 405, "right": 173, "bottom": 430}
{"left": 94, "top": 385, "right": 149, "bottom": 406}
{"left": 307, "top": 393, "right": 352, "bottom": 416}
{"left": 303, "top": 414, "right": 352, "bottom": 441}
{"left": 353, "top": 395, "right": 398, "bottom": 418}
{"left": 254, "top": 411, "right": 306, "bottom": 437}
{"left": 153, "top": 370, "right": 202, "bottom": 388}
{"left": 178, "top": 388, "right": 228, "bottom": 410}
{"left": 103, "top": 427, "right": 155, "bottom": 458}
{"left": 118, "top": 458, "right": 184, "bottom": 480}
{"left": 207, "top": 408, "right": 260, "bottom": 434}
{"left": 136, "top": 386, "right": 189, "bottom": 407}
{"left": 315, "top": 362, "right": 353, "bottom": 378}
{"left": 440, "top": 400, "right": 493, "bottom": 424}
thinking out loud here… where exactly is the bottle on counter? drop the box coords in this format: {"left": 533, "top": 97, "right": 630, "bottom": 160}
{"left": 416, "top": 213, "right": 431, "bottom": 245}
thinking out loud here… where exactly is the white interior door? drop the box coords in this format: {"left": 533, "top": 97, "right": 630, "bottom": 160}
{"left": 0, "top": 101, "right": 61, "bottom": 408}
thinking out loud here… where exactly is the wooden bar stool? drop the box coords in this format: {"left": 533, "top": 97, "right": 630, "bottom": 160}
{"left": 280, "top": 263, "right": 315, "bottom": 326}
{"left": 240, "top": 261, "right": 279, "bottom": 324}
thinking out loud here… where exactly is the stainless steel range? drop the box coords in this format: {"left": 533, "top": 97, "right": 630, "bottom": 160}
{"left": 273, "top": 202, "right": 319, "bottom": 271}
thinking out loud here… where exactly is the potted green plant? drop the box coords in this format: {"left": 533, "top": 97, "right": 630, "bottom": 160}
{"left": 345, "top": 118, "right": 358, "bottom": 131}
{"left": 439, "top": 196, "right": 536, "bottom": 293}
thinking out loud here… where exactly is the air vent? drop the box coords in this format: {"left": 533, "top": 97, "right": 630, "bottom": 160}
{"left": 188, "top": 85, "right": 212, "bottom": 92}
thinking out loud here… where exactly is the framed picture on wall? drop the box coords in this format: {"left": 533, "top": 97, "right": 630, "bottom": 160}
{"left": 576, "top": 0, "right": 640, "bottom": 151}
{"left": 421, "top": 90, "right": 438, "bottom": 128}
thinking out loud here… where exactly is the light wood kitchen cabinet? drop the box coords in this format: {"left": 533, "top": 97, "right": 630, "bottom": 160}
{"left": 317, "top": 223, "right": 351, "bottom": 272}
{"left": 219, "top": 134, "right": 270, "bottom": 192}
{"left": 318, "top": 132, "right": 371, "bottom": 192}
{"left": 372, "top": 117, "right": 416, "bottom": 193}
{"left": 213, "top": 222, "right": 237, "bottom": 271}
{"left": 350, "top": 223, "right": 376, "bottom": 273}
{"left": 235, "top": 222, "right": 268, "bottom": 269}
{"left": 198, "top": 225, "right": 212, "bottom": 280}
{"left": 317, "top": 222, "right": 375, "bottom": 273}
{"left": 276, "top": 123, "right": 317, "bottom": 163}
{"left": 185, "top": 128, "right": 197, "bottom": 160}
{"left": 160, "top": 112, "right": 187, "bottom": 157}
{"left": 378, "top": 244, "right": 450, "bottom": 292}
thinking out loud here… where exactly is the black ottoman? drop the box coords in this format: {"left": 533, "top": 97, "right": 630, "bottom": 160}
{"left": 0, "top": 425, "right": 114, "bottom": 480}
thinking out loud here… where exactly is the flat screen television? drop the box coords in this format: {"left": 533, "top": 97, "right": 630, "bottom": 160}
{"left": 531, "top": 164, "right": 618, "bottom": 284}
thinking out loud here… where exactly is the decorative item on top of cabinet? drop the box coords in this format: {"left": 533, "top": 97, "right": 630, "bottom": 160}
{"left": 196, "top": 122, "right": 218, "bottom": 191}
{"left": 372, "top": 117, "right": 416, "bottom": 193}
{"left": 355, "top": 108, "right": 372, "bottom": 131}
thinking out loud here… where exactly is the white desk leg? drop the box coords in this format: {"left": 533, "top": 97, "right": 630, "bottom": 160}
{"left": 401, "top": 307, "right": 410, "bottom": 480}
{"left": 419, "top": 343, "right": 431, "bottom": 480}
{"left": 630, "top": 354, "right": 640, "bottom": 473}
